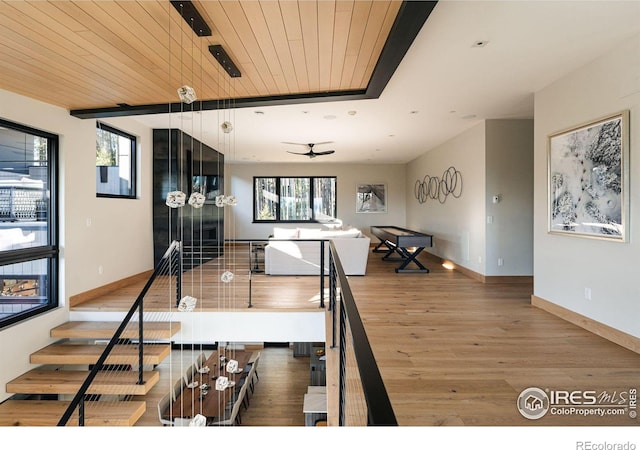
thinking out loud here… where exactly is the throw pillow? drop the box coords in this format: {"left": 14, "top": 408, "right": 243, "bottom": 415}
{"left": 297, "top": 228, "right": 321, "bottom": 239}
{"left": 273, "top": 227, "right": 299, "bottom": 239}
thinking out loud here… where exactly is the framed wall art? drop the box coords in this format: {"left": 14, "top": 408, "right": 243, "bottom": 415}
{"left": 548, "top": 110, "right": 629, "bottom": 241}
{"left": 356, "top": 183, "right": 387, "bottom": 213}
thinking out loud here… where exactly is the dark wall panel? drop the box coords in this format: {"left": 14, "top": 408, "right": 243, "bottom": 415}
{"left": 153, "top": 129, "right": 224, "bottom": 267}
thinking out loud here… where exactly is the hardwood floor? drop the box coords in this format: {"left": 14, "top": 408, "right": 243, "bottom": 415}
{"left": 73, "top": 245, "right": 640, "bottom": 427}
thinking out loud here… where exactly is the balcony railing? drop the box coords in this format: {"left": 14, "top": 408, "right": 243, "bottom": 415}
{"left": 54, "top": 238, "right": 395, "bottom": 426}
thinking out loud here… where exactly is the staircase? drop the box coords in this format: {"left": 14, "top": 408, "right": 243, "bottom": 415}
{"left": 0, "top": 320, "right": 180, "bottom": 426}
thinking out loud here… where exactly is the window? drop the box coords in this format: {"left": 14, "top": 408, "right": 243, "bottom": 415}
{"left": 0, "top": 118, "right": 58, "bottom": 329}
{"left": 254, "top": 176, "right": 337, "bottom": 223}
{"left": 96, "top": 122, "right": 136, "bottom": 198}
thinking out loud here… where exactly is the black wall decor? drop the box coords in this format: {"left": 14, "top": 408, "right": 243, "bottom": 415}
{"left": 414, "top": 166, "right": 462, "bottom": 204}
{"left": 153, "top": 129, "right": 224, "bottom": 268}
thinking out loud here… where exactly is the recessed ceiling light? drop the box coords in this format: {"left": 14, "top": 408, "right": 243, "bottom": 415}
{"left": 254, "top": 110, "right": 264, "bottom": 115}
{"left": 410, "top": 110, "right": 419, "bottom": 114}
{"left": 323, "top": 115, "right": 336, "bottom": 120}
{"left": 472, "top": 40, "right": 489, "bottom": 48}
{"left": 302, "top": 111, "right": 309, "bottom": 114}
{"left": 347, "top": 110, "right": 357, "bottom": 116}
{"left": 449, "top": 110, "right": 457, "bottom": 114}
{"left": 388, "top": 134, "right": 395, "bottom": 138}
{"left": 462, "top": 114, "right": 477, "bottom": 120}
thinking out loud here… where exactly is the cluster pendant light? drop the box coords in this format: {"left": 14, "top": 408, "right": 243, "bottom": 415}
{"left": 164, "top": 1, "right": 242, "bottom": 427}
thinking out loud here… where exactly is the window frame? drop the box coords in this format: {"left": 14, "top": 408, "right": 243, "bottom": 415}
{"left": 96, "top": 122, "right": 137, "bottom": 199}
{"left": 0, "top": 118, "right": 59, "bottom": 330}
{"left": 253, "top": 176, "right": 337, "bottom": 223}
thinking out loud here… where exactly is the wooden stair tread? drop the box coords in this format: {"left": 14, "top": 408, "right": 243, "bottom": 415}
{"left": 50, "top": 320, "right": 180, "bottom": 340}
{"left": 0, "top": 400, "right": 146, "bottom": 426}
{"left": 30, "top": 343, "right": 171, "bottom": 365}
{"left": 7, "top": 368, "right": 160, "bottom": 395}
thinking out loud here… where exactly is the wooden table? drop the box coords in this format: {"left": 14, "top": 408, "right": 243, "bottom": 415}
{"left": 163, "top": 350, "right": 253, "bottom": 423}
{"left": 370, "top": 226, "right": 433, "bottom": 273}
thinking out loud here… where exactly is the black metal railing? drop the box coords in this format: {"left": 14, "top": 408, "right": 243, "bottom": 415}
{"left": 227, "top": 237, "right": 396, "bottom": 424}
{"left": 54, "top": 237, "right": 394, "bottom": 425}
{"left": 328, "top": 240, "right": 397, "bottom": 426}
{"left": 226, "top": 238, "right": 327, "bottom": 309}
{"left": 57, "top": 240, "right": 182, "bottom": 426}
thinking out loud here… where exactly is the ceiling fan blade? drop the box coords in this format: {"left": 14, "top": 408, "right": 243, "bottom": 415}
{"left": 314, "top": 150, "right": 335, "bottom": 155}
{"left": 282, "top": 141, "right": 334, "bottom": 147}
{"left": 287, "top": 150, "right": 311, "bottom": 155}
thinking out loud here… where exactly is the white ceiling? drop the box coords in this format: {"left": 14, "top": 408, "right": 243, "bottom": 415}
{"left": 133, "top": 1, "right": 640, "bottom": 164}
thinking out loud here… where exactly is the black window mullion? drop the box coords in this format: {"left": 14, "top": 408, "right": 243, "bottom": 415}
{"left": 275, "top": 177, "right": 281, "bottom": 221}
{"left": 310, "top": 177, "right": 316, "bottom": 221}
{"left": 253, "top": 175, "right": 336, "bottom": 223}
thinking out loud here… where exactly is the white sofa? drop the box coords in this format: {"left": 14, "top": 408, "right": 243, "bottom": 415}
{"left": 264, "top": 227, "right": 371, "bottom": 276}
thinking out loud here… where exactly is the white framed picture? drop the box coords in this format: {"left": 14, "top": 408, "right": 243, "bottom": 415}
{"left": 356, "top": 183, "right": 387, "bottom": 213}
{"left": 547, "top": 110, "right": 629, "bottom": 241}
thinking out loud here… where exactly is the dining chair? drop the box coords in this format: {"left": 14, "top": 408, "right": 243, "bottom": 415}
{"left": 211, "top": 382, "right": 246, "bottom": 426}
{"left": 244, "top": 363, "right": 257, "bottom": 404}
{"left": 195, "top": 351, "right": 207, "bottom": 370}
{"left": 248, "top": 352, "right": 261, "bottom": 394}
{"left": 157, "top": 392, "right": 174, "bottom": 426}
{"left": 172, "top": 376, "right": 186, "bottom": 402}
{"left": 183, "top": 363, "right": 198, "bottom": 385}
{"left": 230, "top": 374, "right": 251, "bottom": 410}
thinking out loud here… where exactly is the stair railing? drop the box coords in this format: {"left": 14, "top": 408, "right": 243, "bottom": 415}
{"left": 328, "top": 241, "right": 397, "bottom": 426}
{"left": 57, "top": 240, "right": 182, "bottom": 426}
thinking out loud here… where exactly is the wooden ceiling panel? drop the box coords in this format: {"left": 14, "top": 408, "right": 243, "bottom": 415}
{"left": 259, "top": 1, "right": 299, "bottom": 93}
{"left": 0, "top": 0, "right": 410, "bottom": 113}
{"left": 350, "top": 1, "right": 395, "bottom": 88}
{"left": 279, "top": 0, "right": 308, "bottom": 92}
{"left": 340, "top": 0, "right": 371, "bottom": 90}
{"left": 330, "top": 2, "right": 353, "bottom": 88}
{"left": 317, "top": 0, "right": 336, "bottom": 90}
{"left": 298, "top": 0, "right": 321, "bottom": 92}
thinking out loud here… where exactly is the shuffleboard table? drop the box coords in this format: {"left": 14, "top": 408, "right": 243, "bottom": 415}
{"left": 370, "top": 226, "right": 433, "bottom": 273}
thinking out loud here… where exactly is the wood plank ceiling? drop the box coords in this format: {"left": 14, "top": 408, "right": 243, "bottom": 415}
{"left": 0, "top": 0, "right": 405, "bottom": 114}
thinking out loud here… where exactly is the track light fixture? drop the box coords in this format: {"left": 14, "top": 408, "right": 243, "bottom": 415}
{"left": 209, "top": 45, "right": 241, "bottom": 78}
{"left": 170, "top": 1, "right": 211, "bottom": 37}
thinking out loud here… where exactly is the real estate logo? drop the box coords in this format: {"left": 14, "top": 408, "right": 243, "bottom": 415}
{"left": 517, "top": 387, "right": 550, "bottom": 419}
{"left": 517, "top": 387, "right": 637, "bottom": 420}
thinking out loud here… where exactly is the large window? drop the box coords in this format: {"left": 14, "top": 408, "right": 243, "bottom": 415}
{"left": 254, "top": 176, "right": 337, "bottom": 223}
{"left": 0, "top": 118, "right": 58, "bottom": 329}
{"left": 96, "top": 122, "right": 136, "bottom": 198}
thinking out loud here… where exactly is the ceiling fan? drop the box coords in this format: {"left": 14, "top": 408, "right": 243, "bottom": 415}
{"left": 284, "top": 142, "right": 335, "bottom": 159}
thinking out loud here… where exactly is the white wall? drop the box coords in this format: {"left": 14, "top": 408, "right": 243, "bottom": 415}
{"left": 485, "top": 119, "right": 534, "bottom": 276}
{"left": 406, "top": 122, "right": 487, "bottom": 273}
{"left": 534, "top": 33, "right": 640, "bottom": 337}
{"left": 226, "top": 162, "right": 407, "bottom": 240}
{"left": 405, "top": 120, "right": 534, "bottom": 277}
{"left": 0, "top": 89, "right": 155, "bottom": 401}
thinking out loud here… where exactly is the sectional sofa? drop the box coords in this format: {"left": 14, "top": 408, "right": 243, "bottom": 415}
{"left": 264, "top": 227, "right": 371, "bottom": 276}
